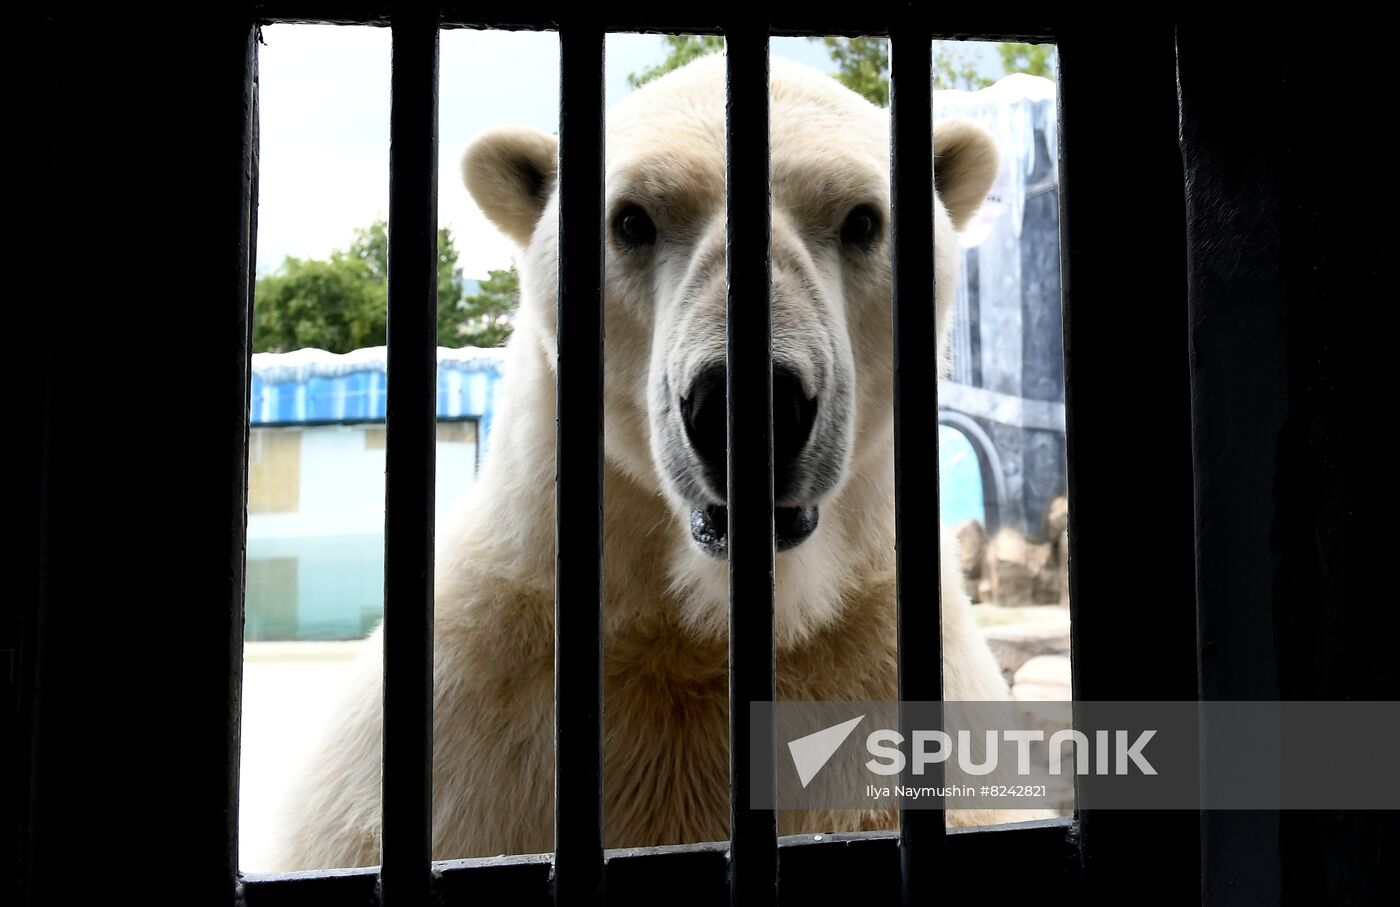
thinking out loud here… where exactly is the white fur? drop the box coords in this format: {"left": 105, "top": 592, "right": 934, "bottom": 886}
{"left": 270, "top": 57, "right": 1020, "bottom": 870}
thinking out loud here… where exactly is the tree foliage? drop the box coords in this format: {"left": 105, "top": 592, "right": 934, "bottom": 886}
{"left": 624, "top": 35, "right": 1056, "bottom": 111}
{"left": 254, "top": 220, "right": 520, "bottom": 353}
{"left": 822, "top": 37, "right": 889, "bottom": 106}
{"left": 997, "top": 42, "right": 1055, "bottom": 80}
{"left": 626, "top": 35, "right": 725, "bottom": 89}
{"left": 932, "top": 44, "right": 994, "bottom": 92}
{"left": 457, "top": 268, "right": 519, "bottom": 348}
{"left": 823, "top": 38, "right": 995, "bottom": 100}
{"left": 823, "top": 39, "right": 1059, "bottom": 104}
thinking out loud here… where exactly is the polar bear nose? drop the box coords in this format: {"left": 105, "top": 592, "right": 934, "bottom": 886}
{"left": 680, "top": 362, "right": 819, "bottom": 502}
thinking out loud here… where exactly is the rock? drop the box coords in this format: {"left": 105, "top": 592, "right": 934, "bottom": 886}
{"left": 953, "top": 519, "right": 987, "bottom": 590}
{"left": 1045, "top": 496, "right": 1068, "bottom": 539}
{"left": 982, "top": 614, "right": 1072, "bottom": 683}
{"left": 984, "top": 528, "right": 1060, "bottom": 605}
{"left": 1012, "top": 654, "right": 1072, "bottom": 702}
{"left": 1045, "top": 496, "right": 1071, "bottom": 607}
{"left": 1057, "top": 526, "right": 1070, "bottom": 607}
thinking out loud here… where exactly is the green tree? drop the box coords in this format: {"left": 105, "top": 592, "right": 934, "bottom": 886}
{"left": 818, "top": 38, "right": 1057, "bottom": 106}
{"left": 822, "top": 36, "right": 889, "bottom": 106}
{"left": 627, "top": 35, "right": 725, "bottom": 89}
{"left": 997, "top": 42, "right": 1055, "bottom": 80}
{"left": 254, "top": 220, "right": 519, "bottom": 353}
{"left": 339, "top": 218, "right": 465, "bottom": 328}
{"left": 253, "top": 247, "right": 386, "bottom": 354}
{"left": 933, "top": 44, "right": 994, "bottom": 92}
{"left": 823, "top": 39, "right": 990, "bottom": 101}
{"left": 456, "top": 267, "right": 519, "bottom": 348}
{"left": 622, "top": 34, "right": 1055, "bottom": 113}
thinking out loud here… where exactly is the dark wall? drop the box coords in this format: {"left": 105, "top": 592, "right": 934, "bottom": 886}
{"left": 15, "top": 11, "right": 255, "bottom": 906}
{"left": 1179, "top": 23, "right": 1398, "bottom": 904}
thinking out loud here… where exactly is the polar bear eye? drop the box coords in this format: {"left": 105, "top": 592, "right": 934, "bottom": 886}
{"left": 614, "top": 205, "right": 657, "bottom": 248}
{"left": 840, "top": 205, "right": 881, "bottom": 249}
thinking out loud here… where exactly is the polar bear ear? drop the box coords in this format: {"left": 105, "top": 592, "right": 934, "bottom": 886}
{"left": 462, "top": 125, "right": 559, "bottom": 247}
{"left": 933, "top": 119, "right": 999, "bottom": 232}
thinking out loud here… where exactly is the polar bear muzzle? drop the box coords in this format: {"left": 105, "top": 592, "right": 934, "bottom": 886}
{"left": 689, "top": 502, "right": 819, "bottom": 557}
{"left": 675, "top": 360, "right": 836, "bottom": 557}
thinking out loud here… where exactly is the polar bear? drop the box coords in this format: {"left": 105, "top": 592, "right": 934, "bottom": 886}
{"left": 271, "top": 55, "right": 1011, "bottom": 870}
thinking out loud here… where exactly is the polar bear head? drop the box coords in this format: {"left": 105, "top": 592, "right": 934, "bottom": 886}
{"left": 463, "top": 55, "right": 997, "bottom": 646}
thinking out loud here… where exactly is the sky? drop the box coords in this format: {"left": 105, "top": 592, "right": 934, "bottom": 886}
{"left": 255, "top": 26, "right": 1002, "bottom": 280}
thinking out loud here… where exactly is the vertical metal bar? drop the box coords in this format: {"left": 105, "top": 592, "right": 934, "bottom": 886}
{"left": 725, "top": 20, "right": 778, "bottom": 907}
{"left": 1056, "top": 26, "right": 1201, "bottom": 900}
{"left": 231, "top": 18, "right": 260, "bottom": 888}
{"left": 381, "top": 9, "right": 439, "bottom": 905}
{"left": 889, "top": 21, "right": 946, "bottom": 907}
{"left": 554, "top": 19, "right": 606, "bottom": 907}
{"left": 1177, "top": 24, "right": 1290, "bottom": 904}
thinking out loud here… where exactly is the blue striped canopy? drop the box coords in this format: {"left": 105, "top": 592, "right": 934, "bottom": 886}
{"left": 249, "top": 346, "right": 507, "bottom": 451}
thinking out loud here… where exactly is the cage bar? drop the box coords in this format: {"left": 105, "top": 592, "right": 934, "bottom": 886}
{"left": 554, "top": 19, "right": 608, "bottom": 907}
{"left": 380, "top": 9, "right": 440, "bottom": 905}
{"left": 724, "top": 19, "right": 779, "bottom": 907}
{"left": 231, "top": 23, "right": 260, "bottom": 902}
{"left": 1055, "top": 27, "right": 1202, "bottom": 901}
{"left": 889, "top": 22, "right": 947, "bottom": 907}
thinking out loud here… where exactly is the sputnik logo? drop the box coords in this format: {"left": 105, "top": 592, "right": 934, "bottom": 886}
{"left": 786, "top": 715, "right": 865, "bottom": 788}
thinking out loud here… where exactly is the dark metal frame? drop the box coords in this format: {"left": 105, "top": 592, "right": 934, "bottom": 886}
{"left": 18, "top": 7, "right": 1395, "bottom": 907}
